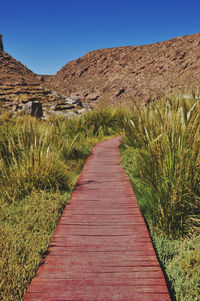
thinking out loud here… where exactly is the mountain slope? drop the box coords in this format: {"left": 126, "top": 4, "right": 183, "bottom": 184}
{"left": 45, "top": 33, "right": 200, "bottom": 105}
{"left": 0, "top": 51, "right": 39, "bottom": 85}
{"left": 0, "top": 51, "right": 72, "bottom": 115}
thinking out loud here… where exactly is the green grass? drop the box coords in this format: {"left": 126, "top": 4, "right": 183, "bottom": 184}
{"left": 122, "top": 96, "right": 200, "bottom": 237}
{"left": 152, "top": 234, "right": 200, "bottom": 301}
{"left": 0, "top": 191, "right": 70, "bottom": 300}
{"left": 120, "top": 94, "right": 200, "bottom": 300}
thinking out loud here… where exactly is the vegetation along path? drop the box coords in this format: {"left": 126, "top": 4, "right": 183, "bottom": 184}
{"left": 24, "top": 137, "right": 171, "bottom": 301}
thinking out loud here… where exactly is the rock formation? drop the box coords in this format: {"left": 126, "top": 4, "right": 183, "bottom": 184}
{"left": 0, "top": 34, "right": 3, "bottom": 51}
{"left": 0, "top": 44, "right": 91, "bottom": 118}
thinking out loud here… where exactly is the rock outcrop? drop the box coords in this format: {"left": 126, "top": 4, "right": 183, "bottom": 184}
{"left": 0, "top": 48, "right": 91, "bottom": 118}
{"left": 45, "top": 33, "right": 200, "bottom": 106}
{"left": 0, "top": 34, "right": 3, "bottom": 51}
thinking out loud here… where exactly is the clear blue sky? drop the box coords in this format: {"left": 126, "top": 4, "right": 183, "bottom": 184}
{"left": 1, "top": 0, "right": 199, "bottom": 75}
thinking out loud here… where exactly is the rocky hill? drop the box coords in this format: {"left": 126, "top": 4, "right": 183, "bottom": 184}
{"left": 45, "top": 33, "right": 200, "bottom": 106}
{"left": 0, "top": 36, "right": 88, "bottom": 118}
{"left": 0, "top": 41, "right": 48, "bottom": 105}
{"left": 0, "top": 33, "right": 200, "bottom": 114}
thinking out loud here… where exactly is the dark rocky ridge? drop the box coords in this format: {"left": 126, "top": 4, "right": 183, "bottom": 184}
{"left": 44, "top": 33, "right": 200, "bottom": 106}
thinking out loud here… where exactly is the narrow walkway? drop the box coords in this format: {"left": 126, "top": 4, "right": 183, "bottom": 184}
{"left": 24, "top": 137, "right": 171, "bottom": 301}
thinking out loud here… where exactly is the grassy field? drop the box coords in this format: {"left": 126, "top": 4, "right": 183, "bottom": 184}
{"left": 0, "top": 97, "right": 199, "bottom": 301}
{"left": 0, "top": 108, "right": 124, "bottom": 300}
{"left": 121, "top": 94, "right": 200, "bottom": 300}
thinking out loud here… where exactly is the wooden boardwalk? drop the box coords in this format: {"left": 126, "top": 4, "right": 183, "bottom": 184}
{"left": 24, "top": 137, "right": 171, "bottom": 301}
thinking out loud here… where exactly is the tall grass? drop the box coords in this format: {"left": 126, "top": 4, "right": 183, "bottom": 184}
{"left": 121, "top": 94, "right": 200, "bottom": 300}
{"left": 0, "top": 107, "right": 125, "bottom": 301}
{"left": 0, "top": 102, "right": 199, "bottom": 301}
{"left": 0, "top": 108, "right": 125, "bottom": 204}
{"left": 122, "top": 96, "right": 200, "bottom": 237}
{"left": 0, "top": 124, "right": 71, "bottom": 203}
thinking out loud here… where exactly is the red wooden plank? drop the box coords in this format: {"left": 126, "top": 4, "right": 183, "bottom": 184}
{"left": 30, "top": 278, "right": 168, "bottom": 287}
{"left": 53, "top": 227, "right": 150, "bottom": 236}
{"left": 24, "top": 292, "right": 170, "bottom": 301}
{"left": 25, "top": 280, "right": 169, "bottom": 293}
{"left": 44, "top": 249, "right": 157, "bottom": 257}
{"left": 36, "top": 270, "right": 165, "bottom": 280}
{"left": 34, "top": 264, "right": 163, "bottom": 275}
{"left": 23, "top": 137, "right": 171, "bottom": 301}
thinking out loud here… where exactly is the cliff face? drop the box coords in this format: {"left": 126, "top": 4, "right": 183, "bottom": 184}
{"left": 45, "top": 33, "right": 200, "bottom": 106}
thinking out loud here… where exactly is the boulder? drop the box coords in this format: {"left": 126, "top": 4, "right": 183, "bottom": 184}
{"left": 22, "top": 102, "right": 43, "bottom": 118}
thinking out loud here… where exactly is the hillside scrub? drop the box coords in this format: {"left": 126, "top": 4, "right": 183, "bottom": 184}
{"left": 121, "top": 94, "right": 200, "bottom": 300}
{"left": 0, "top": 108, "right": 125, "bottom": 301}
